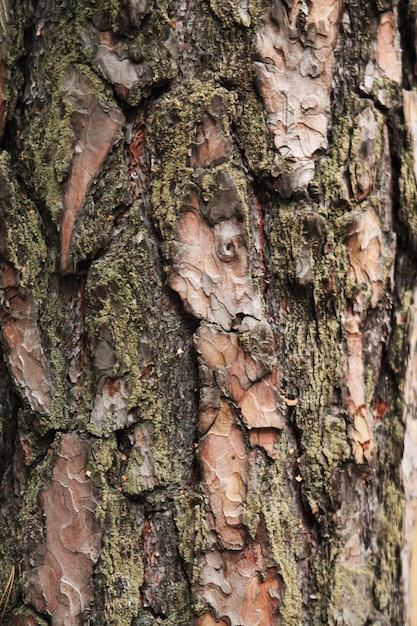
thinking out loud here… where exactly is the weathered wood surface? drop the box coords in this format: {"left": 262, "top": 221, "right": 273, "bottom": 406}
{"left": 0, "top": 0, "right": 416, "bottom": 624}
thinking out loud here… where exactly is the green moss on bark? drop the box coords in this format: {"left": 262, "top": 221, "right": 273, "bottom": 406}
{"left": 85, "top": 201, "right": 197, "bottom": 490}
{"left": 8, "top": 449, "right": 54, "bottom": 615}
{"left": 17, "top": 0, "right": 117, "bottom": 223}
{"left": 244, "top": 442, "right": 305, "bottom": 625}
{"left": 330, "top": 563, "right": 375, "bottom": 625}
{"left": 174, "top": 493, "right": 207, "bottom": 559}
{"left": 399, "top": 151, "right": 417, "bottom": 240}
{"left": 85, "top": 203, "right": 169, "bottom": 411}
{"left": 148, "top": 80, "right": 236, "bottom": 249}
{"left": 0, "top": 152, "right": 48, "bottom": 299}
{"left": 36, "top": 282, "right": 76, "bottom": 432}
{"left": 208, "top": 0, "right": 270, "bottom": 27}
{"left": 374, "top": 478, "right": 404, "bottom": 614}
{"left": 389, "top": 290, "right": 413, "bottom": 376}
{"left": 93, "top": 489, "right": 144, "bottom": 626}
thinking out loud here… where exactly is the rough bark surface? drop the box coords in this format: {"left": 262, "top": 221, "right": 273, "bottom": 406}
{"left": 0, "top": 0, "right": 416, "bottom": 625}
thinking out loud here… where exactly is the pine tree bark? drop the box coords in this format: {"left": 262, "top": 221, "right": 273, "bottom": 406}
{"left": 0, "top": 1, "right": 416, "bottom": 625}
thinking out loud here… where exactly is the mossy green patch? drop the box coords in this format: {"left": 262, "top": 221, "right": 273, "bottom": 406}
{"left": 94, "top": 489, "right": 144, "bottom": 626}
{"left": 0, "top": 155, "right": 73, "bottom": 432}
{"left": 85, "top": 0, "right": 124, "bottom": 32}
{"left": 85, "top": 203, "right": 165, "bottom": 409}
{"left": 389, "top": 290, "right": 413, "bottom": 376}
{"left": 0, "top": 0, "right": 31, "bottom": 134}
{"left": 1, "top": 444, "right": 54, "bottom": 623}
{"left": 36, "top": 280, "right": 78, "bottom": 432}
{"left": 174, "top": 491, "right": 208, "bottom": 601}
{"left": 313, "top": 97, "right": 386, "bottom": 210}
{"left": 208, "top": 0, "right": 269, "bottom": 27}
{"left": 373, "top": 478, "right": 404, "bottom": 614}
{"left": 174, "top": 491, "right": 207, "bottom": 564}
{"left": 18, "top": 11, "right": 79, "bottom": 222}
{"left": 84, "top": 0, "right": 157, "bottom": 34}
{"left": 266, "top": 192, "right": 359, "bottom": 619}
{"left": 85, "top": 201, "right": 197, "bottom": 488}
{"left": 235, "top": 91, "right": 272, "bottom": 178}
{"left": 91, "top": 434, "right": 119, "bottom": 481}
{"left": 330, "top": 562, "right": 374, "bottom": 625}
{"left": 266, "top": 80, "right": 406, "bottom": 620}
{"left": 244, "top": 441, "right": 304, "bottom": 625}
{"left": 201, "top": 4, "right": 275, "bottom": 187}
{"left": 18, "top": 4, "right": 116, "bottom": 223}
{"left": 148, "top": 80, "right": 236, "bottom": 250}
{"left": 127, "top": 3, "right": 178, "bottom": 98}
{"left": 121, "top": 414, "right": 174, "bottom": 496}
{"left": 399, "top": 150, "right": 417, "bottom": 240}
{"left": 0, "top": 152, "right": 48, "bottom": 301}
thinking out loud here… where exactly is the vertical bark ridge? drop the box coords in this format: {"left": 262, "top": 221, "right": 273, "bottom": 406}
{"left": 0, "top": 1, "right": 414, "bottom": 624}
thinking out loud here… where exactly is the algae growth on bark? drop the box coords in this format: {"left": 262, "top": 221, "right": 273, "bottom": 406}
{"left": 0, "top": 0, "right": 416, "bottom": 624}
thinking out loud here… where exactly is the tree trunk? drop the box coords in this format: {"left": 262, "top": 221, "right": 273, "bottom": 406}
{"left": 0, "top": 0, "right": 416, "bottom": 624}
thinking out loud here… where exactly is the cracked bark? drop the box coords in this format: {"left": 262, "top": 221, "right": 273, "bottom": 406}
{"left": 0, "top": 1, "right": 416, "bottom": 625}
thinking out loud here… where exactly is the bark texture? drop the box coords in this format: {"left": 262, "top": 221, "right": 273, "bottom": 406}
{"left": 0, "top": 0, "right": 416, "bottom": 625}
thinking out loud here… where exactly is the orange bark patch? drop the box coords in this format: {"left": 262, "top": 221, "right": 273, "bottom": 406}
{"left": 191, "top": 112, "right": 232, "bottom": 169}
{"left": 1, "top": 270, "right": 51, "bottom": 415}
{"left": 238, "top": 378, "right": 283, "bottom": 430}
{"left": 3, "top": 317, "right": 51, "bottom": 415}
{"left": 249, "top": 428, "right": 281, "bottom": 458}
{"left": 199, "top": 545, "right": 280, "bottom": 625}
{"left": 347, "top": 206, "right": 383, "bottom": 308}
{"left": 343, "top": 206, "right": 388, "bottom": 464}
{"left": 29, "top": 434, "right": 101, "bottom": 625}
{"left": 199, "top": 401, "right": 248, "bottom": 549}
{"left": 170, "top": 209, "right": 262, "bottom": 330}
{"left": 195, "top": 323, "right": 284, "bottom": 436}
{"left": 128, "top": 112, "right": 147, "bottom": 199}
{"left": 373, "top": 396, "right": 388, "bottom": 421}
{"left": 60, "top": 69, "right": 124, "bottom": 272}
{"left": 195, "top": 325, "right": 239, "bottom": 369}
{"left": 376, "top": 12, "right": 402, "bottom": 83}
{"left": 343, "top": 307, "right": 375, "bottom": 464}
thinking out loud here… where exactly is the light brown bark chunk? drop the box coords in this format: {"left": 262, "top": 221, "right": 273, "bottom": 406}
{"left": 28, "top": 434, "right": 101, "bottom": 626}
{"left": 170, "top": 209, "right": 262, "bottom": 329}
{"left": 1, "top": 268, "right": 51, "bottom": 415}
{"left": 60, "top": 68, "right": 124, "bottom": 272}
{"left": 376, "top": 12, "right": 402, "bottom": 84}
{"left": 344, "top": 206, "right": 386, "bottom": 464}
{"left": 254, "top": 0, "right": 341, "bottom": 195}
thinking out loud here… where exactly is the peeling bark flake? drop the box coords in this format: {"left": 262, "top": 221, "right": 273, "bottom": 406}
{"left": 343, "top": 206, "right": 387, "bottom": 464}
{"left": 1, "top": 267, "right": 51, "bottom": 415}
{"left": 27, "top": 434, "right": 101, "bottom": 626}
{"left": 253, "top": 0, "right": 341, "bottom": 195}
{"left": 60, "top": 68, "right": 125, "bottom": 273}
